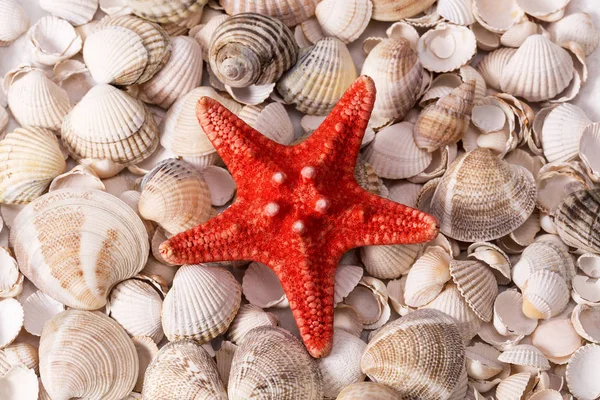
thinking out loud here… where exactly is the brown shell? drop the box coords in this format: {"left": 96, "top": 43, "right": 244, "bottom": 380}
{"left": 554, "top": 188, "right": 600, "bottom": 253}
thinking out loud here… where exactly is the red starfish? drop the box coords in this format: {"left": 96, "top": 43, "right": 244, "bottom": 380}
{"left": 160, "top": 76, "right": 439, "bottom": 358}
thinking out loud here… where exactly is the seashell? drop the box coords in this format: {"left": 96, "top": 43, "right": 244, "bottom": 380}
{"left": 220, "top": 0, "right": 319, "bottom": 27}
{"left": 199, "top": 165, "right": 236, "bottom": 206}
{"left": 386, "top": 180, "right": 422, "bottom": 207}
{"left": 0, "top": 127, "right": 66, "bottom": 204}
{"left": 465, "top": 342, "right": 503, "bottom": 380}
{"left": 334, "top": 305, "right": 363, "bottom": 337}
{"left": 580, "top": 123, "right": 600, "bottom": 182}
{"left": 142, "top": 339, "right": 227, "bottom": 399}
{"left": 531, "top": 318, "right": 582, "bottom": 364}
{"left": 437, "top": 0, "right": 474, "bottom": 25}
{"left": 496, "top": 372, "right": 532, "bottom": 400}
{"left": 548, "top": 12, "right": 599, "bottom": 56}
{"left": 493, "top": 290, "right": 538, "bottom": 336}
{"left": 317, "top": 329, "right": 366, "bottom": 398}
{"left": 361, "top": 38, "right": 423, "bottom": 121}
{"left": 540, "top": 103, "right": 591, "bottom": 163}
{"left": 414, "top": 80, "right": 475, "bottom": 151}
{"left": 0, "top": 298, "right": 23, "bottom": 349}
{"left": 449, "top": 259, "right": 497, "bottom": 322}
{"left": 536, "top": 162, "right": 591, "bottom": 215}
{"left": 529, "top": 389, "right": 563, "bottom": 400}
{"left": 344, "top": 277, "right": 390, "bottom": 330}
{"left": 297, "top": 17, "right": 324, "bottom": 46}
{"left": 499, "top": 344, "right": 550, "bottom": 373}
{"left": 471, "top": 21, "right": 501, "bottom": 52}
{"left": 371, "top": 0, "right": 436, "bottom": 21}
{"left": 522, "top": 270, "right": 569, "bottom": 320}
{"left": 11, "top": 189, "right": 149, "bottom": 309}
{"left": 49, "top": 164, "right": 105, "bottom": 192}
{"left": 0, "top": 248, "right": 23, "bottom": 298}
{"left": 242, "top": 261, "right": 288, "bottom": 308}
{"left": 0, "top": 0, "right": 29, "bottom": 46}
{"left": 501, "top": 21, "right": 540, "bottom": 48}
{"left": 404, "top": 247, "right": 451, "bottom": 307}
{"left": 239, "top": 102, "right": 294, "bottom": 145}
{"left": 354, "top": 158, "right": 386, "bottom": 195}
{"left": 363, "top": 122, "right": 432, "bottom": 180}
{"left": 5, "top": 68, "right": 71, "bottom": 131}
{"left": 39, "top": 0, "right": 98, "bottom": 26}
{"left": 571, "top": 304, "right": 600, "bottom": 343}
{"left": 215, "top": 340, "right": 236, "bottom": 388}
{"left": 476, "top": 48, "right": 516, "bottom": 91}
{"left": 22, "top": 291, "right": 65, "bottom": 336}
{"left": 0, "top": 107, "right": 7, "bottom": 135}
{"left": 361, "top": 309, "right": 465, "bottom": 399}
{"left": 360, "top": 244, "right": 420, "bottom": 280}
{"left": 139, "top": 36, "right": 203, "bottom": 109}
{"left": 28, "top": 16, "right": 83, "bottom": 66}
{"left": 460, "top": 65, "right": 487, "bottom": 102}
{"left": 336, "top": 382, "right": 402, "bottom": 399}
{"left": 125, "top": 0, "right": 208, "bottom": 24}
{"left": 419, "top": 73, "right": 462, "bottom": 107}
{"left": 229, "top": 326, "right": 323, "bottom": 399}
{"left": 191, "top": 14, "right": 230, "bottom": 59}
{"left": 209, "top": 13, "right": 297, "bottom": 88}
{"left": 516, "top": 0, "right": 569, "bottom": 20}
{"left": 107, "top": 277, "right": 164, "bottom": 342}
{"left": 467, "top": 242, "right": 512, "bottom": 284}
{"left": 472, "top": 0, "right": 524, "bottom": 33}
{"left": 512, "top": 239, "right": 575, "bottom": 289}
{"left": 40, "top": 310, "right": 138, "bottom": 399}
{"left": 572, "top": 274, "right": 600, "bottom": 306}
{"left": 0, "top": 365, "right": 39, "bottom": 400}
{"left": 61, "top": 84, "right": 159, "bottom": 168}
{"left": 99, "top": 0, "right": 132, "bottom": 16}
{"left": 431, "top": 148, "right": 536, "bottom": 242}
{"left": 500, "top": 35, "right": 574, "bottom": 102}
{"left": 277, "top": 37, "right": 356, "bottom": 116}
{"left": 226, "top": 303, "right": 278, "bottom": 344}
{"left": 578, "top": 253, "right": 600, "bottom": 279}
{"left": 554, "top": 189, "right": 600, "bottom": 253}
{"left": 131, "top": 336, "right": 158, "bottom": 392}
{"left": 334, "top": 264, "right": 363, "bottom": 305}
{"left": 417, "top": 24, "right": 477, "bottom": 73}
{"left": 0, "top": 343, "right": 39, "bottom": 375}
{"left": 162, "top": 264, "right": 241, "bottom": 343}
{"left": 478, "top": 321, "right": 524, "bottom": 351}
{"left": 566, "top": 343, "right": 600, "bottom": 400}
{"left": 315, "top": 0, "right": 371, "bottom": 44}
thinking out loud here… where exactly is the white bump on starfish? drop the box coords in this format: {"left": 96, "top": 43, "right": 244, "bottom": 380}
{"left": 315, "top": 198, "right": 330, "bottom": 213}
{"left": 272, "top": 172, "right": 286, "bottom": 184}
{"left": 292, "top": 220, "right": 306, "bottom": 234}
{"left": 301, "top": 166, "right": 316, "bottom": 181}
{"left": 265, "top": 202, "right": 280, "bottom": 217}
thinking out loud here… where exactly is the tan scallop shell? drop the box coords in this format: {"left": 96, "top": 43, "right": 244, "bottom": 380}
{"left": 0, "top": 343, "right": 39, "bottom": 375}
{"left": 496, "top": 372, "right": 532, "bottom": 400}
{"left": 404, "top": 247, "right": 451, "bottom": 307}
{"left": 565, "top": 344, "right": 600, "bottom": 400}
{"left": 40, "top": 310, "right": 138, "bottom": 400}
{"left": 360, "top": 244, "right": 420, "bottom": 280}
{"left": 162, "top": 264, "right": 241, "bottom": 343}
{"left": 336, "top": 382, "right": 402, "bottom": 399}
{"left": 229, "top": 326, "right": 323, "bottom": 399}
{"left": 554, "top": 189, "right": 600, "bottom": 253}
{"left": 371, "top": 0, "right": 436, "bottom": 21}
{"left": 220, "top": 0, "right": 318, "bottom": 27}
{"left": 315, "top": 0, "right": 371, "bottom": 44}
{"left": 28, "top": 16, "right": 83, "bottom": 66}
{"left": 142, "top": 339, "right": 227, "bottom": 399}
{"left": 125, "top": 0, "right": 207, "bottom": 23}
{"left": 39, "top": 0, "right": 98, "bottom": 26}
{"left": 10, "top": 189, "right": 149, "bottom": 310}
{"left": 472, "top": 0, "right": 524, "bottom": 33}
{"left": 449, "top": 259, "right": 497, "bottom": 322}
{"left": 548, "top": 12, "right": 599, "bottom": 56}
{"left": 541, "top": 103, "right": 591, "bottom": 163}
{"left": 0, "top": 298, "right": 23, "bottom": 349}
{"left": 0, "top": 127, "right": 66, "bottom": 204}
{"left": 430, "top": 148, "right": 536, "bottom": 242}
{"left": 417, "top": 24, "right": 477, "bottom": 73}
{"left": 0, "top": 0, "right": 29, "bottom": 46}
{"left": 226, "top": 303, "right": 278, "bottom": 344}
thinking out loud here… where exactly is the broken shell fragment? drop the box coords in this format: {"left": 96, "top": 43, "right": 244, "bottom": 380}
{"left": 28, "top": 16, "right": 83, "bottom": 66}
{"left": 571, "top": 304, "right": 600, "bottom": 343}
{"left": 344, "top": 277, "right": 390, "bottom": 330}
{"left": 547, "top": 12, "right": 599, "bottom": 56}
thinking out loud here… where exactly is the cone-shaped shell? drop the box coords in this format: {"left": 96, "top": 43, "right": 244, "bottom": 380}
{"left": 315, "top": 0, "right": 372, "bottom": 44}
{"left": 337, "top": 382, "right": 402, "bottom": 399}
{"left": 40, "top": 310, "right": 138, "bottom": 400}
{"left": 361, "top": 38, "right": 423, "bottom": 121}
{"left": 431, "top": 148, "right": 536, "bottom": 242}
{"left": 228, "top": 326, "right": 323, "bottom": 399}
{"left": 277, "top": 37, "right": 357, "bottom": 115}
{"left": 142, "top": 339, "right": 227, "bottom": 399}
{"left": 554, "top": 189, "right": 600, "bottom": 253}
{"left": 500, "top": 35, "right": 574, "bottom": 102}
{"left": 449, "top": 259, "right": 497, "bottom": 322}
{"left": 0, "top": 0, "right": 29, "bottom": 46}
{"left": 226, "top": 303, "right": 278, "bottom": 344}
{"left": 361, "top": 309, "right": 465, "bottom": 399}
{"left": 548, "top": 12, "right": 599, "bottom": 56}
{"left": 162, "top": 264, "right": 241, "bottom": 343}
{"left": 404, "top": 247, "right": 451, "bottom": 307}
{"left": 371, "top": 0, "right": 437, "bottom": 21}
{"left": 0, "top": 127, "right": 66, "bottom": 204}
{"left": 220, "top": 0, "right": 319, "bottom": 27}
{"left": 10, "top": 189, "right": 149, "bottom": 309}
{"left": 209, "top": 13, "right": 298, "bottom": 88}
{"left": 39, "top": 0, "right": 98, "bottom": 26}
{"left": 125, "top": 0, "right": 208, "bottom": 24}
{"left": 414, "top": 80, "right": 475, "bottom": 152}
{"left": 498, "top": 344, "right": 550, "bottom": 370}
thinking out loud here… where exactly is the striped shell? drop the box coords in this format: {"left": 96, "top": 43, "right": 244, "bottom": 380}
{"left": 39, "top": 0, "right": 98, "bottom": 26}
{"left": 554, "top": 189, "right": 600, "bottom": 253}
{"left": 0, "top": 0, "right": 29, "bottom": 46}
{"left": 371, "top": 0, "right": 437, "bottom": 21}
{"left": 125, "top": 0, "right": 208, "bottom": 24}
{"left": 220, "top": 0, "right": 319, "bottom": 27}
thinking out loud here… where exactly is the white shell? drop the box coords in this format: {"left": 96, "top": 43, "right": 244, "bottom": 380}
{"left": 566, "top": 344, "right": 600, "bottom": 400}
{"left": 226, "top": 303, "right": 278, "bottom": 344}
{"left": 472, "top": 0, "right": 524, "bottom": 33}
{"left": 465, "top": 342, "right": 503, "bottom": 380}
{"left": 437, "top": 0, "right": 474, "bottom": 25}
{"left": 49, "top": 164, "right": 105, "bottom": 192}
{"left": 522, "top": 270, "right": 569, "bottom": 320}
{"left": 334, "top": 264, "right": 363, "bottom": 305}
{"left": 417, "top": 23, "right": 477, "bottom": 73}
{"left": 580, "top": 123, "right": 600, "bottom": 182}
{"left": 333, "top": 305, "right": 364, "bottom": 336}
{"left": 315, "top": 0, "right": 372, "bottom": 44}
{"left": 131, "top": 336, "right": 158, "bottom": 392}
{"left": 0, "top": 248, "right": 23, "bottom": 298}
{"left": 360, "top": 244, "right": 420, "bottom": 280}
{"left": 516, "top": 0, "right": 569, "bottom": 20}
{"left": 547, "top": 12, "right": 599, "bottom": 56}
{"left": 0, "top": 298, "right": 24, "bottom": 349}
{"left": 22, "top": 291, "right": 65, "bottom": 336}
{"left": 501, "top": 21, "right": 540, "bottom": 48}
{"left": 476, "top": 48, "right": 516, "bottom": 91}
{"left": 404, "top": 247, "right": 451, "bottom": 307}
{"left": 39, "top": 0, "right": 98, "bottom": 26}
{"left": 200, "top": 165, "right": 236, "bottom": 206}
{"left": 496, "top": 372, "right": 532, "bottom": 400}
{"left": 0, "top": 366, "right": 39, "bottom": 400}
{"left": 239, "top": 102, "right": 295, "bottom": 145}
{"left": 577, "top": 252, "right": 600, "bottom": 279}
{"left": 344, "top": 277, "right": 390, "bottom": 330}
{"left": 531, "top": 318, "right": 583, "bottom": 364}
{"left": 28, "top": 16, "right": 83, "bottom": 66}
{"left": 498, "top": 344, "right": 550, "bottom": 371}
{"left": 191, "top": 14, "right": 230, "bottom": 59}
{"left": 242, "top": 261, "right": 288, "bottom": 308}
{"left": 493, "top": 289, "right": 537, "bottom": 336}
{"left": 541, "top": 103, "right": 591, "bottom": 163}
{"left": 571, "top": 304, "right": 600, "bottom": 343}
{"left": 0, "top": 0, "right": 29, "bottom": 46}
{"left": 215, "top": 340, "right": 236, "bottom": 389}
{"left": 471, "top": 21, "right": 500, "bottom": 51}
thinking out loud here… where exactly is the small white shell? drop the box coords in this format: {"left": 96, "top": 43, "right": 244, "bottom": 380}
{"left": 333, "top": 305, "right": 363, "bottom": 337}
{"left": 39, "top": 0, "right": 98, "bottom": 26}
{"left": 500, "top": 21, "right": 540, "bottom": 48}
{"left": 472, "top": 0, "right": 524, "bottom": 33}
{"left": 404, "top": 247, "right": 451, "bottom": 307}
{"left": 334, "top": 264, "right": 363, "bottom": 305}
{"left": 360, "top": 244, "right": 420, "bottom": 280}
{"left": 417, "top": 24, "right": 477, "bottom": 73}
{"left": 242, "top": 262, "right": 288, "bottom": 308}
{"left": 566, "top": 344, "right": 600, "bottom": 400}
{"left": 541, "top": 103, "right": 591, "bottom": 163}
{"left": 493, "top": 290, "right": 537, "bottom": 336}
{"left": 0, "top": 298, "right": 24, "bottom": 349}
{"left": 49, "top": 164, "right": 105, "bottom": 192}
{"left": 344, "top": 277, "right": 390, "bottom": 330}
{"left": 496, "top": 372, "right": 532, "bottom": 400}
{"left": 28, "top": 16, "right": 83, "bottom": 66}
{"left": 436, "top": 0, "right": 474, "bottom": 25}
{"left": 471, "top": 21, "right": 500, "bottom": 51}
{"left": 572, "top": 274, "right": 600, "bottom": 306}
{"left": 0, "top": 0, "right": 29, "bottom": 46}
{"left": 22, "top": 291, "right": 65, "bottom": 336}
{"left": 498, "top": 344, "right": 550, "bottom": 371}
{"left": 522, "top": 270, "right": 569, "bottom": 320}
{"left": 547, "top": 12, "right": 599, "bottom": 56}
{"left": 191, "top": 14, "right": 230, "bottom": 59}
{"left": 516, "top": 0, "right": 569, "bottom": 20}
{"left": 531, "top": 318, "right": 583, "bottom": 364}
{"left": 239, "top": 102, "right": 295, "bottom": 145}
{"left": 577, "top": 252, "right": 600, "bottom": 279}
{"left": 571, "top": 304, "right": 600, "bottom": 343}
{"left": 465, "top": 342, "right": 503, "bottom": 380}
{"left": 131, "top": 336, "right": 158, "bottom": 393}
{"left": 315, "top": 0, "right": 372, "bottom": 44}
{"left": 580, "top": 123, "right": 600, "bottom": 182}
{"left": 226, "top": 303, "right": 278, "bottom": 344}
{"left": 0, "top": 366, "right": 39, "bottom": 400}
{"left": 476, "top": 48, "right": 516, "bottom": 91}
{"left": 0, "top": 248, "right": 23, "bottom": 299}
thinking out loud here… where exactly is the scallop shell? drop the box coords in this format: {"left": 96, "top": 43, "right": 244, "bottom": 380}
{"left": 371, "top": 0, "right": 437, "bottom": 21}
{"left": 226, "top": 303, "right": 278, "bottom": 344}
{"left": 501, "top": 21, "right": 540, "bottom": 48}
{"left": 142, "top": 339, "right": 227, "bottom": 399}
{"left": 334, "top": 305, "right": 364, "bottom": 337}
{"left": 437, "top": 0, "right": 474, "bottom": 25}
{"left": 472, "top": 0, "right": 524, "bottom": 33}
{"left": 478, "top": 321, "right": 523, "bottom": 351}
{"left": 360, "top": 244, "right": 420, "bottom": 280}
{"left": 572, "top": 273, "right": 600, "bottom": 306}
{"left": 531, "top": 318, "right": 583, "bottom": 364}
{"left": 449, "top": 259, "right": 497, "bottom": 322}
{"left": 496, "top": 372, "right": 532, "bottom": 400}
{"left": 0, "top": 0, "right": 29, "bottom": 46}
{"left": 40, "top": 310, "right": 138, "bottom": 399}
{"left": 417, "top": 24, "right": 477, "bottom": 73}
{"left": 548, "top": 12, "right": 599, "bottom": 56}
{"left": 361, "top": 309, "right": 465, "bottom": 399}
{"left": 162, "top": 264, "right": 241, "bottom": 343}
{"left": 468, "top": 242, "right": 512, "bottom": 284}
{"left": 220, "top": 0, "right": 318, "bottom": 27}
{"left": 499, "top": 344, "right": 550, "bottom": 372}
{"left": 0, "top": 298, "right": 23, "bottom": 349}
{"left": 28, "top": 16, "right": 83, "bottom": 66}
{"left": 10, "top": 189, "right": 149, "bottom": 310}
{"left": 315, "top": 0, "right": 371, "bottom": 44}
{"left": 554, "top": 189, "right": 600, "bottom": 253}
{"left": 0, "top": 365, "right": 39, "bottom": 400}
{"left": 512, "top": 239, "right": 575, "bottom": 289}
{"left": 139, "top": 35, "right": 203, "bottom": 109}
{"left": 0, "top": 127, "right": 66, "bottom": 204}
{"left": 471, "top": 21, "right": 501, "bottom": 51}
{"left": 5, "top": 68, "right": 71, "bottom": 131}
{"left": 579, "top": 123, "right": 600, "bottom": 182}
{"left": 571, "top": 304, "right": 600, "bottom": 343}
{"left": 49, "top": 164, "right": 105, "bottom": 192}
{"left": 334, "top": 264, "right": 364, "bottom": 305}
{"left": 242, "top": 261, "right": 288, "bottom": 308}
{"left": 361, "top": 38, "right": 423, "bottom": 121}
{"left": 0, "top": 343, "right": 39, "bottom": 375}
{"left": 39, "top": 0, "right": 98, "bottom": 25}
{"left": 566, "top": 344, "right": 600, "bottom": 400}
{"left": 239, "top": 102, "right": 294, "bottom": 145}
{"left": 125, "top": 0, "right": 208, "bottom": 23}
{"left": 229, "top": 326, "right": 323, "bottom": 399}
{"left": 522, "top": 270, "right": 569, "bottom": 320}
{"left": 131, "top": 336, "right": 158, "bottom": 392}
{"left": 539, "top": 103, "right": 592, "bottom": 163}
{"left": 465, "top": 342, "right": 503, "bottom": 380}
{"left": 476, "top": 47, "right": 517, "bottom": 91}
{"left": 0, "top": 248, "right": 23, "bottom": 299}
{"left": 493, "top": 290, "right": 538, "bottom": 336}
{"left": 215, "top": 340, "right": 236, "bottom": 389}
{"left": 414, "top": 80, "right": 475, "bottom": 152}
{"left": 516, "top": 0, "right": 569, "bottom": 20}
{"left": 500, "top": 35, "right": 574, "bottom": 102}
{"left": 336, "top": 382, "right": 402, "bottom": 399}
{"left": 22, "top": 291, "right": 65, "bottom": 336}
{"left": 404, "top": 247, "right": 451, "bottom": 307}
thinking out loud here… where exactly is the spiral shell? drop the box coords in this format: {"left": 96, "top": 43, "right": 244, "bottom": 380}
{"left": 0, "top": 0, "right": 29, "bottom": 46}
{"left": 125, "top": 0, "right": 208, "bottom": 24}
{"left": 220, "top": 0, "right": 319, "bottom": 27}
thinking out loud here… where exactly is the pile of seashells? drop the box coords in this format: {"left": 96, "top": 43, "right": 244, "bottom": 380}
{"left": 0, "top": 0, "right": 600, "bottom": 399}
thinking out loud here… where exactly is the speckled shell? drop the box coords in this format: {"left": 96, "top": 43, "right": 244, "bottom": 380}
{"left": 209, "top": 13, "right": 298, "bottom": 88}
{"left": 229, "top": 326, "right": 323, "bottom": 399}
{"left": 220, "top": 0, "right": 319, "bottom": 27}
{"left": 336, "top": 382, "right": 402, "bottom": 399}
{"left": 40, "top": 310, "right": 138, "bottom": 400}
{"left": 142, "top": 339, "right": 227, "bottom": 399}
{"left": 139, "top": 159, "right": 212, "bottom": 234}
{"left": 554, "top": 189, "right": 600, "bottom": 253}
{"left": 0, "top": 0, "right": 29, "bottom": 46}
{"left": 430, "top": 148, "right": 537, "bottom": 242}
{"left": 361, "top": 38, "right": 423, "bottom": 121}
{"left": 125, "top": 0, "right": 208, "bottom": 23}
{"left": 371, "top": 0, "right": 437, "bottom": 21}
{"left": 39, "top": 0, "right": 98, "bottom": 26}
{"left": 315, "top": 0, "right": 372, "bottom": 44}
{"left": 277, "top": 37, "right": 357, "bottom": 116}
{"left": 0, "top": 127, "right": 66, "bottom": 204}
{"left": 361, "top": 309, "right": 465, "bottom": 399}
{"left": 10, "top": 189, "right": 149, "bottom": 310}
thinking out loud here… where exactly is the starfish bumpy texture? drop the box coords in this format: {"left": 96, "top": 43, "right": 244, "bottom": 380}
{"left": 160, "top": 76, "right": 440, "bottom": 358}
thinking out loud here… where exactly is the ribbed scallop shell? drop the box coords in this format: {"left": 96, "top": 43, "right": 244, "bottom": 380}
{"left": 0, "top": 365, "right": 39, "bottom": 399}
{"left": 404, "top": 247, "right": 451, "bottom": 307}
{"left": 430, "top": 148, "right": 537, "bottom": 242}
{"left": 0, "top": 343, "right": 39, "bottom": 375}
{"left": 500, "top": 35, "right": 574, "bottom": 102}
{"left": 414, "top": 80, "right": 475, "bottom": 152}
{"left": 142, "top": 339, "right": 227, "bottom": 399}
{"left": 162, "top": 264, "right": 241, "bottom": 343}
{"left": 498, "top": 344, "right": 550, "bottom": 370}
{"left": 139, "top": 158, "right": 212, "bottom": 234}
{"left": 62, "top": 84, "right": 159, "bottom": 166}
{"left": 277, "top": 37, "right": 357, "bottom": 116}
{"left": 361, "top": 38, "right": 423, "bottom": 121}
{"left": 337, "top": 382, "right": 402, "bottom": 399}
{"left": 548, "top": 12, "right": 599, "bottom": 56}
{"left": 125, "top": 0, "right": 208, "bottom": 23}
{"left": 437, "top": 0, "right": 474, "bottom": 25}
{"left": 541, "top": 103, "right": 591, "bottom": 163}
{"left": 496, "top": 372, "right": 531, "bottom": 400}
{"left": 0, "top": 127, "right": 66, "bottom": 204}
{"left": 512, "top": 239, "right": 575, "bottom": 289}
{"left": 40, "top": 310, "right": 138, "bottom": 400}
{"left": 228, "top": 326, "right": 323, "bottom": 399}
{"left": 315, "top": 0, "right": 372, "bottom": 44}
{"left": 0, "top": 0, "right": 29, "bottom": 46}
{"left": 28, "top": 16, "right": 83, "bottom": 66}
{"left": 239, "top": 102, "right": 294, "bottom": 145}
{"left": 476, "top": 48, "right": 516, "bottom": 91}
{"left": 6, "top": 68, "right": 71, "bottom": 131}
{"left": 371, "top": 0, "right": 436, "bottom": 21}
{"left": 209, "top": 13, "right": 298, "bottom": 88}
{"left": 226, "top": 303, "right": 278, "bottom": 344}
{"left": 10, "top": 189, "right": 149, "bottom": 309}
{"left": 360, "top": 244, "right": 421, "bottom": 280}
{"left": 501, "top": 21, "right": 540, "bottom": 48}
{"left": 417, "top": 24, "right": 477, "bottom": 73}
{"left": 493, "top": 290, "right": 538, "bottom": 336}
{"left": 220, "top": 0, "right": 319, "bottom": 27}
{"left": 39, "top": 0, "right": 98, "bottom": 25}
{"left": 472, "top": 0, "right": 524, "bottom": 33}
{"left": 554, "top": 189, "right": 600, "bottom": 253}
{"left": 139, "top": 36, "right": 203, "bottom": 109}
{"left": 449, "top": 259, "right": 497, "bottom": 322}
{"left": 361, "top": 309, "right": 465, "bottom": 399}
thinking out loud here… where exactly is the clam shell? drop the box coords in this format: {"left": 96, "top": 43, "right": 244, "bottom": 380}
{"left": 476, "top": 47, "right": 516, "bottom": 91}
{"left": 334, "top": 264, "right": 363, "bottom": 305}
{"left": 0, "top": 127, "right": 66, "bottom": 204}
{"left": 344, "top": 277, "right": 390, "bottom": 330}
{"left": 39, "top": 0, "right": 98, "bottom": 25}
{"left": 277, "top": 37, "right": 357, "bottom": 115}
{"left": 471, "top": 21, "right": 500, "bottom": 51}
{"left": 333, "top": 305, "right": 363, "bottom": 337}
{"left": 226, "top": 303, "right": 278, "bottom": 344}
{"left": 0, "top": 298, "right": 23, "bottom": 349}
{"left": 360, "top": 244, "right": 420, "bottom": 280}
{"left": 516, "top": 0, "right": 569, "bottom": 20}
{"left": 162, "top": 264, "right": 241, "bottom": 343}
{"left": 0, "top": 366, "right": 39, "bottom": 400}
{"left": 572, "top": 274, "right": 600, "bottom": 306}
{"left": 0, "top": 343, "right": 39, "bottom": 375}
{"left": 371, "top": 0, "right": 436, "bottom": 21}
{"left": 437, "top": 0, "right": 474, "bottom": 25}
{"left": 472, "top": 0, "right": 524, "bottom": 33}
{"left": 531, "top": 318, "right": 583, "bottom": 364}
{"left": 336, "top": 382, "right": 401, "bottom": 399}
{"left": 449, "top": 259, "right": 497, "bottom": 322}
{"left": 315, "top": 0, "right": 371, "bottom": 44}
{"left": 361, "top": 309, "right": 465, "bottom": 399}
{"left": 548, "top": 12, "right": 599, "bottom": 56}
{"left": 40, "top": 310, "right": 138, "bottom": 399}
{"left": 385, "top": 22, "right": 420, "bottom": 51}
{"left": 577, "top": 253, "right": 600, "bottom": 279}
{"left": 468, "top": 242, "right": 512, "bottom": 284}
{"left": 0, "top": 0, "right": 29, "bottom": 46}
{"left": 512, "top": 240, "right": 575, "bottom": 289}
{"left": 501, "top": 21, "right": 540, "bottom": 48}
{"left": 417, "top": 24, "right": 477, "bottom": 73}
{"left": 496, "top": 372, "right": 532, "bottom": 400}
{"left": 220, "top": 0, "right": 319, "bottom": 27}
{"left": 10, "top": 189, "right": 149, "bottom": 309}
{"left": 580, "top": 123, "right": 600, "bottom": 182}
{"left": 131, "top": 336, "right": 158, "bottom": 393}
{"left": 0, "top": 248, "right": 23, "bottom": 298}
{"left": 540, "top": 103, "right": 591, "bottom": 163}
{"left": 239, "top": 102, "right": 294, "bottom": 145}
{"left": 229, "top": 326, "right": 323, "bottom": 399}
{"left": 361, "top": 38, "right": 423, "bottom": 121}
{"left": 242, "top": 261, "right": 288, "bottom": 308}
{"left": 49, "top": 164, "right": 105, "bottom": 192}
{"left": 566, "top": 344, "right": 600, "bottom": 400}
{"left": 493, "top": 290, "right": 538, "bottom": 336}
{"left": 522, "top": 270, "right": 569, "bottom": 320}
{"left": 465, "top": 342, "right": 503, "bottom": 380}
{"left": 215, "top": 340, "right": 236, "bottom": 389}
{"left": 142, "top": 339, "right": 227, "bottom": 399}
{"left": 22, "top": 290, "right": 65, "bottom": 336}
{"left": 554, "top": 189, "right": 600, "bottom": 253}
{"left": 126, "top": 0, "right": 208, "bottom": 23}
{"left": 28, "top": 16, "right": 82, "bottom": 66}
{"left": 478, "top": 321, "right": 523, "bottom": 351}
{"left": 404, "top": 247, "right": 451, "bottom": 307}
{"left": 498, "top": 344, "right": 550, "bottom": 371}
